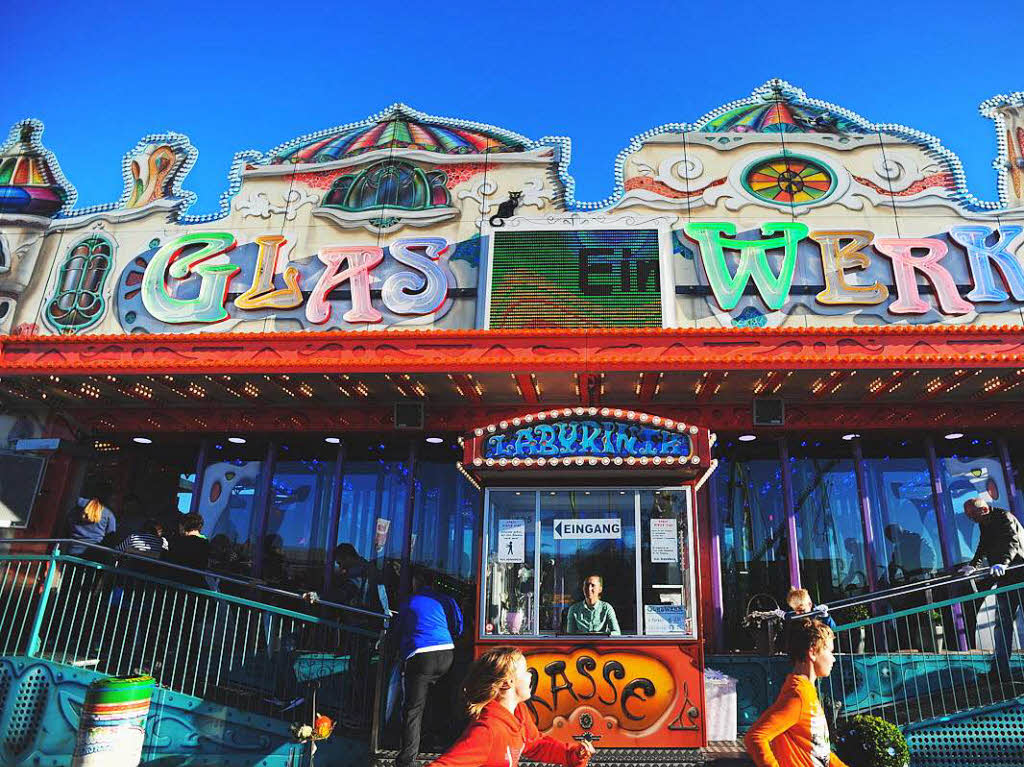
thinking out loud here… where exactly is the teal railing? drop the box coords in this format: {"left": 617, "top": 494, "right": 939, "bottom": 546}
{"left": 817, "top": 566, "right": 1024, "bottom": 729}
{"left": 0, "top": 539, "right": 390, "bottom": 745}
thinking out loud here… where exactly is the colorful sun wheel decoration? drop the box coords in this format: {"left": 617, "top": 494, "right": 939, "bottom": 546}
{"left": 743, "top": 156, "right": 835, "bottom": 205}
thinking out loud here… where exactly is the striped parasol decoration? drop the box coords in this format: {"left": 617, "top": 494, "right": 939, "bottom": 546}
{"left": 704, "top": 99, "right": 864, "bottom": 134}
{"left": 0, "top": 122, "right": 68, "bottom": 216}
{"left": 273, "top": 114, "right": 525, "bottom": 164}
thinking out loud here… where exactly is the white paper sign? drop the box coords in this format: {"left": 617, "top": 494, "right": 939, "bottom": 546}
{"left": 374, "top": 517, "right": 391, "bottom": 552}
{"left": 645, "top": 604, "right": 688, "bottom": 634}
{"left": 650, "top": 518, "right": 679, "bottom": 563}
{"left": 498, "top": 519, "right": 526, "bottom": 562}
{"left": 553, "top": 518, "right": 622, "bottom": 540}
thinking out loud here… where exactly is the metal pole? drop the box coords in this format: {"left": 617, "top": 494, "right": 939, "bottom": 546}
{"left": 323, "top": 441, "right": 347, "bottom": 593}
{"left": 779, "top": 437, "right": 801, "bottom": 589}
{"left": 398, "top": 441, "right": 419, "bottom": 602}
{"left": 251, "top": 441, "right": 278, "bottom": 579}
{"left": 925, "top": 436, "right": 968, "bottom": 651}
{"left": 851, "top": 439, "right": 878, "bottom": 594}
{"left": 369, "top": 624, "right": 388, "bottom": 756}
{"left": 188, "top": 439, "right": 209, "bottom": 515}
{"left": 998, "top": 437, "right": 1024, "bottom": 524}
{"left": 26, "top": 543, "right": 61, "bottom": 657}
{"left": 925, "top": 437, "right": 956, "bottom": 568}
{"left": 707, "top": 466, "right": 725, "bottom": 651}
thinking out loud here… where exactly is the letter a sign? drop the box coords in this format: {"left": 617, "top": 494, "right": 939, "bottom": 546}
{"left": 553, "top": 518, "right": 622, "bottom": 540}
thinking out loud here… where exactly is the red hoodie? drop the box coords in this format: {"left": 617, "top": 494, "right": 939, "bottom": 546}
{"left": 427, "top": 701, "right": 590, "bottom": 767}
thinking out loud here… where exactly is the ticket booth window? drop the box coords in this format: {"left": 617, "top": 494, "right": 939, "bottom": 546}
{"left": 540, "top": 489, "right": 637, "bottom": 635}
{"left": 481, "top": 487, "right": 696, "bottom": 640}
{"left": 484, "top": 490, "right": 538, "bottom": 636}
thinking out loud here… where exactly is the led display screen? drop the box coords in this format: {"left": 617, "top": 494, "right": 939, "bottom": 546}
{"left": 489, "top": 229, "right": 662, "bottom": 328}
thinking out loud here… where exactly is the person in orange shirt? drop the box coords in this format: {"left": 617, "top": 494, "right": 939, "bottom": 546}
{"left": 744, "top": 619, "right": 848, "bottom": 767}
{"left": 427, "top": 646, "right": 593, "bottom": 767}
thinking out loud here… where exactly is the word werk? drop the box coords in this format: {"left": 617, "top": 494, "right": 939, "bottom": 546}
{"left": 484, "top": 421, "right": 692, "bottom": 460}
{"left": 140, "top": 233, "right": 453, "bottom": 324}
{"left": 684, "top": 223, "right": 1024, "bottom": 313}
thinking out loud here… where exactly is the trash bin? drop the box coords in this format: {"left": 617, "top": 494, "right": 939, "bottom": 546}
{"left": 72, "top": 675, "right": 155, "bottom": 767}
{"left": 704, "top": 668, "right": 738, "bottom": 742}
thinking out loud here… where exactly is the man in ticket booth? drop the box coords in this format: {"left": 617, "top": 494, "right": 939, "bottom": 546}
{"left": 565, "top": 574, "right": 621, "bottom": 635}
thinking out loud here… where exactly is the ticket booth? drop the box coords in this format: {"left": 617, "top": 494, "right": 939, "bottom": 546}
{"left": 463, "top": 407, "right": 716, "bottom": 760}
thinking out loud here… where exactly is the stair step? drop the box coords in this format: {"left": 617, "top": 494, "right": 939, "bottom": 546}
{"left": 371, "top": 747, "right": 708, "bottom": 765}
{"left": 845, "top": 676, "right": 1024, "bottom": 724}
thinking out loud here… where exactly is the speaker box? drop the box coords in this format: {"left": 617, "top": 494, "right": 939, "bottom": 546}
{"left": 752, "top": 398, "right": 785, "bottom": 427}
{"left": 393, "top": 402, "right": 424, "bottom": 429}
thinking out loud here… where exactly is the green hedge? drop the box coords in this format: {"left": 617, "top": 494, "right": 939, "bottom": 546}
{"left": 834, "top": 714, "right": 909, "bottom": 767}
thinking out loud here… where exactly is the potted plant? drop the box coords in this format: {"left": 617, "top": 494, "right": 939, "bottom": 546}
{"left": 742, "top": 609, "right": 783, "bottom": 655}
{"left": 834, "top": 714, "right": 910, "bottom": 767}
{"left": 841, "top": 604, "right": 871, "bottom": 654}
{"left": 291, "top": 712, "right": 335, "bottom": 766}
{"left": 921, "top": 608, "right": 945, "bottom": 653}
{"left": 503, "top": 565, "right": 531, "bottom": 634}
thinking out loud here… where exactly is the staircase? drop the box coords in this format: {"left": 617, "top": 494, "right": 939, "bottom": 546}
{"left": 0, "top": 539, "right": 388, "bottom": 766}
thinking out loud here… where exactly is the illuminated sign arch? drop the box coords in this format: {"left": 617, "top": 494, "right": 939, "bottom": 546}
{"left": 461, "top": 407, "right": 715, "bottom": 477}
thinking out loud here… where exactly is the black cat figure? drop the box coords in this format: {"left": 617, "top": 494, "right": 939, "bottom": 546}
{"left": 488, "top": 191, "right": 522, "bottom": 227}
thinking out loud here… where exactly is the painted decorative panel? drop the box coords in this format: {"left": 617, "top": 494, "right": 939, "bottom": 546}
{"left": 4, "top": 81, "right": 1024, "bottom": 336}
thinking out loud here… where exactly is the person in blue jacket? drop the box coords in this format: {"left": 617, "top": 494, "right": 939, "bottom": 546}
{"left": 391, "top": 567, "right": 464, "bottom": 767}
{"left": 66, "top": 497, "right": 116, "bottom": 558}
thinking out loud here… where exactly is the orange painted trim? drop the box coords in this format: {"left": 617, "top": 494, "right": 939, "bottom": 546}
{"left": 1, "top": 325, "right": 1024, "bottom": 375}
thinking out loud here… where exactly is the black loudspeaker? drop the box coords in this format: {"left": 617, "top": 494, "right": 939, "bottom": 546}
{"left": 752, "top": 398, "right": 785, "bottom": 427}
{"left": 394, "top": 402, "right": 424, "bottom": 429}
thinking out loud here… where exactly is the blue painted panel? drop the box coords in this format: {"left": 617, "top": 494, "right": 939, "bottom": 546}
{"left": 0, "top": 656, "right": 369, "bottom": 766}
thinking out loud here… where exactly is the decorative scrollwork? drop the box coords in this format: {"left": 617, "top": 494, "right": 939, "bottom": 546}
{"left": 667, "top": 681, "right": 701, "bottom": 731}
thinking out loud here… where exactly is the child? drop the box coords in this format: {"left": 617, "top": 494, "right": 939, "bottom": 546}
{"left": 745, "top": 619, "right": 848, "bottom": 767}
{"left": 785, "top": 588, "right": 836, "bottom": 630}
{"left": 427, "top": 646, "right": 594, "bottom": 767}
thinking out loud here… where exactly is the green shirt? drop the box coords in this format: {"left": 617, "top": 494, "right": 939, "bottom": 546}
{"left": 565, "top": 599, "right": 621, "bottom": 635}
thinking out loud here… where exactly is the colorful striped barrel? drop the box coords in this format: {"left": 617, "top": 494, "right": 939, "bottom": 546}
{"left": 71, "top": 675, "right": 154, "bottom": 767}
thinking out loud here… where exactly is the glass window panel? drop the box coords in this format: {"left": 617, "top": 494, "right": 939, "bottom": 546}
{"left": 335, "top": 442, "right": 412, "bottom": 608}
{"left": 263, "top": 441, "right": 340, "bottom": 591}
{"left": 482, "top": 490, "right": 537, "bottom": 637}
{"left": 80, "top": 441, "right": 200, "bottom": 538}
{"left": 936, "top": 435, "right": 1010, "bottom": 565}
{"left": 788, "top": 438, "right": 864, "bottom": 603}
{"left": 714, "top": 438, "right": 788, "bottom": 650}
{"left": 199, "top": 440, "right": 269, "bottom": 576}
{"left": 860, "top": 438, "right": 940, "bottom": 588}
{"left": 412, "top": 454, "right": 480, "bottom": 583}
{"left": 1006, "top": 437, "right": 1024, "bottom": 521}
{"left": 539, "top": 489, "right": 637, "bottom": 636}
{"left": 177, "top": 472, "right": 196, "bottom": 513}
{"left": 639, "top": 489, "right": 696, "bottom": 638}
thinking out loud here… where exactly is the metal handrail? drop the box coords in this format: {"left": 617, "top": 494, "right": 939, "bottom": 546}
{"left": 0, "top": 538, "right": 389, "bottom": 622}
{"left": 0, "top": 541, "right": 391, "bottom": 736}
{"left": 821, "top": 562, "right": 1024, "bottom": 614}
{"left": 818, "top": 567, "right": 1024, "bottom": 730}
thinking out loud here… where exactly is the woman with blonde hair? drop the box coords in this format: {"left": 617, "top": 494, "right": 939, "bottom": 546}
{"left": 66, "top": 496, "right": 116, "bottom": 558}
{"left": 427, "top": 646, "right": 593, "bottom": 767}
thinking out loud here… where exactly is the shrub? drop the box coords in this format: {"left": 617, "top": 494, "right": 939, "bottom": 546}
{"left": 834, "top": 714, "right": 909, "bottom": 767}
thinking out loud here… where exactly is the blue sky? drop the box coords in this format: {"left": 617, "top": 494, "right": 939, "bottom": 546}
{"left": 3, "top": 0, "right": 1020, "bottom": 213}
